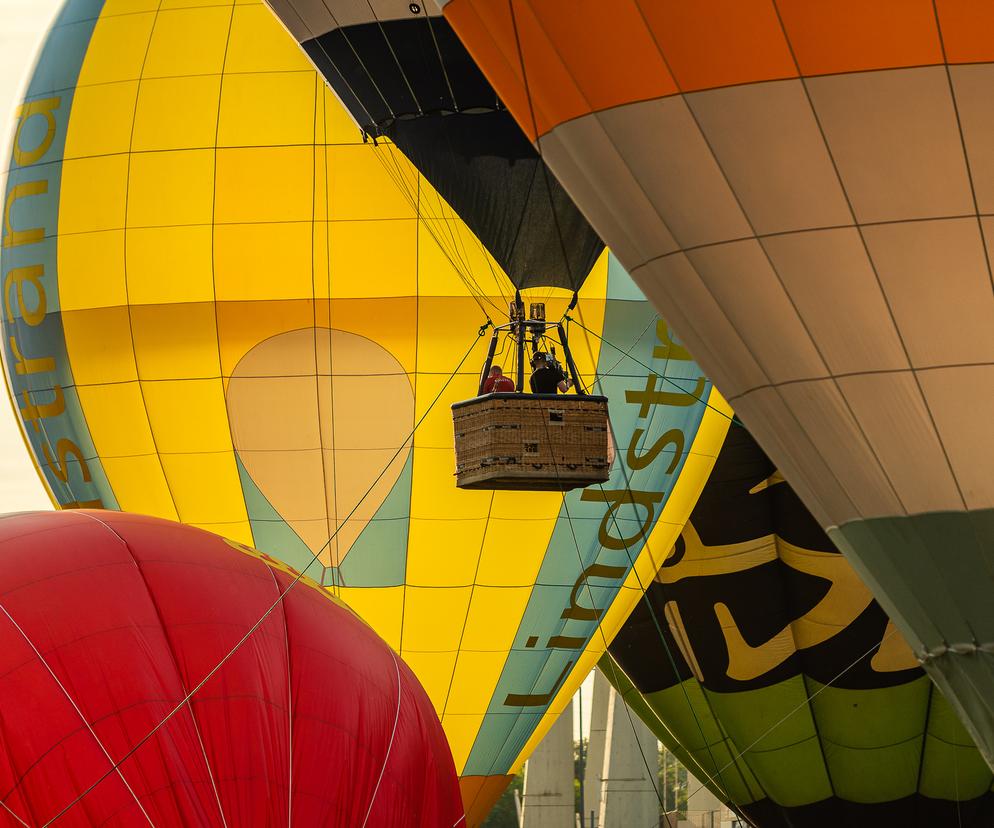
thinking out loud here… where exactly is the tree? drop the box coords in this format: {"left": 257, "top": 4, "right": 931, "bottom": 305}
{"left": 481, "top": 773, "right": 524, "bottom": 827}
{"left": 658, "top": 747, "right": 687, "bottom": 818}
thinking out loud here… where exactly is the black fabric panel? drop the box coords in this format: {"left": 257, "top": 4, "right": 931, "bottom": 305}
{"left": 769, "top": 478, "right": 834, "bottom": 552}
{"left": 741, "top": 792, "right": 994, "bottom": 827}
{"left": 690, "top": 423, "right": 777, "bottom": 547}
{"left": 302, "top": 18, "right": 603, "bottom": 291}
{"left": 609, "top": 579, "right": 695, "bottom": 693}
{"left": 608, "top": 425, "right": 925, "bottom": 695}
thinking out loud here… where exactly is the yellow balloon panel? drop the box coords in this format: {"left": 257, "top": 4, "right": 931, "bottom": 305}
{"left": 1, "top": 1, "right": 726, "bottom": 820}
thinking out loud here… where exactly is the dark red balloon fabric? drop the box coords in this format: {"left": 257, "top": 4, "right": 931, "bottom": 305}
{"left": 0, "top": 511, "right": 464, "bottom": 827}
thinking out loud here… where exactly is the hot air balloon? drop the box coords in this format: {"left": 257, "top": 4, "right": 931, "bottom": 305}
{"left": 0, "top": 509, "right": 463, "bottom": 827}
{"left": 439, "top": 0, "right": 994, "bottom": 769}
{"left": 603, "top": 425, "right": 994, "bottom": 827}
{"left": 0, "top": 2, "right": 727, "bottom": 823}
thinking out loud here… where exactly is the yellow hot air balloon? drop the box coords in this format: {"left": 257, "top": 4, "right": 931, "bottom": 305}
{"left": 440, "top": 0, "right": 994, "bottom": 769}
{"left": 0, "top": 2, "right": 727, "bottom": 822}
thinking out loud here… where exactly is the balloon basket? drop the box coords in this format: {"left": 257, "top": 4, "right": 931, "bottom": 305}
{"left": 452, "top": 393, "right": 610, "bottom": 491}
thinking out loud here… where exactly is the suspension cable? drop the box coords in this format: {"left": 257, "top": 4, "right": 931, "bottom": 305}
{"left": 524, "top": 309, "right": 747, "bottom": 812}
{"left": 472, "top": 312, "right": 733, "bottom": 817}
{"left": 300, "top": 4, "right": 511, "bottom": 318}
{"left": 497, "top": 19, "right": 730, "bottom": 781}
{"left": 568, "top": 315, "right": 742, "bottom": 427}
{"left": 505, "top": 0, "right": 577, "bottom": 289}
{"left": 358, "top": 0, "right": 513, "bottom": 313}
{"left": 371, "top": 140, "right": 507, "bottom": 318}
{"left": 675, "top": 627, "right": 901, "bottom": 823}
{"left": 583, "top": 356, "right": 757, "bottom": 814}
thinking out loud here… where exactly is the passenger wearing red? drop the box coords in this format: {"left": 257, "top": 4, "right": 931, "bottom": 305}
{"left": 482, "top": 365, "right": 515, "bottom": 393}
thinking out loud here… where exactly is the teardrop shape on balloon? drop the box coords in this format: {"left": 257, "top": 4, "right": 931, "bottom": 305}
{"left": 226, "top": 327, "right": 414, "bottom": 571}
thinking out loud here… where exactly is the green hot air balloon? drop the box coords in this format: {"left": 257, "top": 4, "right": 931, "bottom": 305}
{"left": 603, "top": 425, "right": 994, "bottom": 826}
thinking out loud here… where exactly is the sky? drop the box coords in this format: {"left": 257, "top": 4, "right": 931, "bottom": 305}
{"left": 0, "top": 0, "right": 62, "bottom": 512}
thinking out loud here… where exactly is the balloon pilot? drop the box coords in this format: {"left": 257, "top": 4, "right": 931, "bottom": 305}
{"left": 473, "top": 292, "right": 584, "bottom": 396}
{"left": 529, "top": 351, "right": 570, "bottom": 394}
{"left": 452, "top": 290, "right": 611, "bottom": 491}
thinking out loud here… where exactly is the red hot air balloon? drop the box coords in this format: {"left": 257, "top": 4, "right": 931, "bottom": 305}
{"left": 0, "top": 510, "right": 464, "bottom": 828}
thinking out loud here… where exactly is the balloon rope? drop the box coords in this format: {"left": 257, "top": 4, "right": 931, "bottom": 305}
{"left": 354, "top": 0, "right": 514, "bottom": 315}
{"left": 371, "top": 141, "right": 506, "bottom": 319}
{"left": 521, "top": 342, "right": 741, "bottom": 814}
{"left": 573, "top": 305, "right": 742, "bottom": 817}
{"left": 533, "top": 410, "right": 671, "bottom": 816}
{"left": 578, "top": 317, "right": 917, "bottom": 825}
{"left": 404, "top": 3, "right": 521, "bottom": 309}
{"left": 294, "top": 2, "right": 510, "bottom": 318}
{"left": 581, "top": 352, "right": 766, "bottom": 820}
{"left": 37, "top": 326, "right": 490, "bottom": 827}
{"left": 586, "top": 465, "right": 749, "bottom": 814}
{"left": 415, "top": 4, "right": 458, "bottom": 118}
{"left": 467, "top": 309, "right": 741, "bottom": 820}
{"left": 567, "top": 315, "right": 742, "bottom": 427}
{"left": 359, "top": 651, "right": 402, "bottom": 828}
{"left": 677, "top": 627, "right": 899, "bottom": 821}
{"left": 0, "top": 596, "right": 157, "bottom": 827}
{"left": 561, "top": 311, "right": 755, "bottom": 813}
{"left": 572, "top": 311, "right": 758, "bottom": 818}
{"left": 504, "top": 0, "right": 581, "bottom": 292}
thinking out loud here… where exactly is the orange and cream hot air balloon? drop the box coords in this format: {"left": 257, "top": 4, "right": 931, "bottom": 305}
{"left": 438, "top": 0, "right": 994, "bottom": 768}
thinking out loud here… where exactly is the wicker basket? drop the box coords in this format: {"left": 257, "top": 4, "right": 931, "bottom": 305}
{"left": 452, "top": 393, "right": 611, "bottom": 491}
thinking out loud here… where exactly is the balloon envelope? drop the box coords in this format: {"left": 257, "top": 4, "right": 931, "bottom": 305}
{"left": 0, "top": 510, "right": 463, "bottom": 827}
{"left": 264, "top": 0, "right": 603, "bottom": 291}
{"left": 440, "top": 0, "right": 994, "bottom": 769}
{"left": 605, "top": 426, "right": 994, "bottom": 827}
{"left": 0, "top": 2, "right": 726, "bottom": 822}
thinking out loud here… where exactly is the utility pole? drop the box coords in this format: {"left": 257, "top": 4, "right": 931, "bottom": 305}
{"left": 521, "top": 705, "right": 575, "bottom": 828}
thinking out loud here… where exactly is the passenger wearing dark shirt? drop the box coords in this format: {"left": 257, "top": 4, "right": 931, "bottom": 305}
{"left": 529, "top": 353, "right": 570, "bottom": 394}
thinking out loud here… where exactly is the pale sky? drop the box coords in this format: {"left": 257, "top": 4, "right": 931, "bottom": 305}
{"left": 0, "top": 0, "right": 63, "bottom": 511}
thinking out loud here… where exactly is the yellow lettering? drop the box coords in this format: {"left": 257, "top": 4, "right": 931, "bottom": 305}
{"left": 545, "top": 634, "right": 586, "bottom": 649}
{"left": 580, "top": 487, "right": 665, "bottom": 551}
{"left": 504, "top": 660, "right": 574, "bottom": 707}
{"left": 652, "top": 320, "right": 692, "bottom": 362}
{"left": 870, "top": 621, "right": 919, "bottom": 673}
{"left": 626, "top": 426, "right": 684, "bottom": 473}
{"left": 626, "top": 374, "right": 707, "bottom": 418}
{"left": 664, "top": 600, "right": 704, "bottom": 682}
{"left": 20, "top": 384, "right": 65, "bottom": 431}
{"left": 4, "top": 264, "right": 46, "bottom": 324}
{"left": 716, "top": 548, "right": 875, "bottom": 682}
{"left": 3, "top": 180, "right": 48, "bottom": 248}
{"left": 12, "top": 98, "right": 60, "bottom": 166}
{"left": 559, "top": 562, "right": 627, "bottom": 622}
{"left": 62, "top": 499, "right": 103, "bottom": 510}
{"left": 41, "top": 438, "right": 91, "bottom": 484}
{"left": 9, "top": 336, "right": 54, "bottom": 376}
